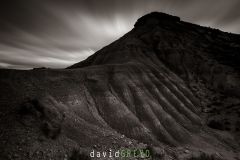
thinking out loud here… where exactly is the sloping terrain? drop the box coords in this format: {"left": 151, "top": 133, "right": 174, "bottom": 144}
{"left": 0, "top": 12, "right": 240, "bottom": 160}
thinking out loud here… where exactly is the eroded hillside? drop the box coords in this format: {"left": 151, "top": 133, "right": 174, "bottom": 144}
{"left": 0, "top": 12, "right": 240, "bottom": 160}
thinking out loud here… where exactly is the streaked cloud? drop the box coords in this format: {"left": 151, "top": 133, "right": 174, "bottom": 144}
{"left": 0, "top": 0, "right": 240, "bottom": 69}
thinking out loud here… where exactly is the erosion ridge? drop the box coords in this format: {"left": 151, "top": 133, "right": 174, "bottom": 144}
{"left": 0, "top": 12, "right": 240, "bottom": 160}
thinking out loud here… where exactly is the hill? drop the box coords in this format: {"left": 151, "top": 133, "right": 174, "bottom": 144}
{"left": 0, "top": 12, "right": 240, "bottom": 160}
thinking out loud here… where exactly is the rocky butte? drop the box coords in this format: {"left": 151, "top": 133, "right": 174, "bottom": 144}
{"left": 0, "top": 12, "right": 240, "bottom": 160}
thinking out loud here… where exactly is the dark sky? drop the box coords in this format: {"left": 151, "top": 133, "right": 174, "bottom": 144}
{"left": 1, "top": 0, "right": 240, "bottom": 69}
